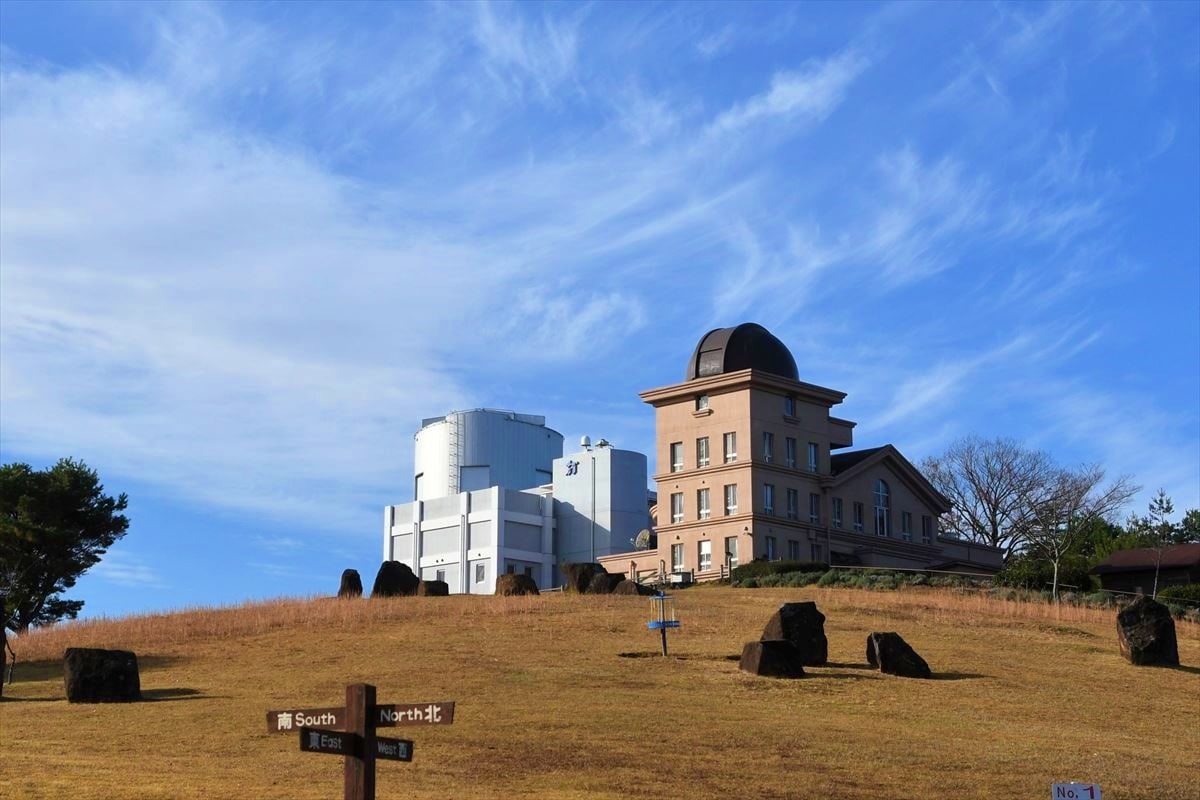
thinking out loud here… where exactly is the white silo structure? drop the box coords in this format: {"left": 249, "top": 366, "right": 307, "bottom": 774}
{"left": 413, "top": 409, "right": 564, "bottom": 501}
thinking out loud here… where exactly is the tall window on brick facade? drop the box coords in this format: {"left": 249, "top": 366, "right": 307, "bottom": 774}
{"left": 671, "top": 543, "right": 683, "bottom": 571}
{"left": 697, "top": 437, "right": 710, "bottom": 467}
{"left": 698, "top": 540, "right": 712, "bottom": 571}
{"left": 921, "top": 515, "right": 934, "bottom": 545}
{"left": 808, "top": 442, "right": 819, "bottom": 473}
{"left": 764, "top": 483, "right": 775, "bottom": 515}
{"left": 786, "top": 488, "right": 798, "bottom": 520}
{"left": 765, "top": 536, "right": 777, "bottom": 560}
{"left": 853, "top": 501, "right": 864, "bottom": 532}
{"left": 784, "top": 395, "right": 796, "bottom": 417}
{"left": 874, "top": 480, "right": 891, "bottom": 537}
{"left": 809, "top": 492, "right": 820, "bottom": 524}
{"left": 695, "top": 394, "right": 709, "bottom": 411}
{"left": 724, "top": 484, "right": 738, "bottom": 515}
{"left": 725, "top": 536, "right": 739, "bottom": 570}
{"left": 723, "top": 432, "right": 737, "bottom": 463}
{"left": 671, "top": 492, "right": 683, "bottom": 523}
{"left": 832, "top": 497, "right": 844, "bottom": 529}
{"left": 785, "top": 437, "right": 797, "bottom": 469}
{"left": 762, "top": 431, "right": 774, "bottom": 463}
{"left": 901, "top": 511, "right": 913, "bottom": 542}
{"left": 697, "top": 488, "right": 711, "bottom": 520}
{"left": 788, "top": 540, "right": 800, "bottom": 560}
{"left": 669, "top": 442, "right": 683, "bottom": 473}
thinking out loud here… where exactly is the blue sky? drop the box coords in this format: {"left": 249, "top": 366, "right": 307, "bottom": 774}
{"left": 1, "top": 1, "right": 1197, "bottom": 619}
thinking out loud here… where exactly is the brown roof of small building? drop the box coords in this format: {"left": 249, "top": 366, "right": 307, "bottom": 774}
{"left": 685, "top": 323, "right": 799, "bottom": 382}
{"left": 1090, "top": 543, "right": 1200, "bottom": 574}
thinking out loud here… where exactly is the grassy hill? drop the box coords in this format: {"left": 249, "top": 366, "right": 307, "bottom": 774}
{"left": 1, "top": 586, "right": 1197, "bottom": 799}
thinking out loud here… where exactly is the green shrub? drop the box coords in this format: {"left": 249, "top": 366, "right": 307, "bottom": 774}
{"left": 737, "top": 577, "right": 759, "bottom": 589}
{"left": 1084, "top": 591, "right": 1113, "bottom": 608}
{"left": 995, "top": 554, "right": 1095, "bottom": 592}
{"left": 731, "top": 560, "right": 830, "bottom": 582}
{"left": 1157, "top": 583, "right": 1200, "bottom": 605}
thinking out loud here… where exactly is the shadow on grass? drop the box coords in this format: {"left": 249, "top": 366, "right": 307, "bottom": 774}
{"left": 824, "top": 661, "right": 876, "bottom": 670}
{"left": 7, "top": 654, "right": 182, "bottom": 685}
{"left": 142, "top": 687, "right": 208, "bottom": 702}
{"left": 1165, "top": 663, "right": 1200, "bottom": 676}
{"left": 931, "top": 672, "right": 987, "bottom": 681}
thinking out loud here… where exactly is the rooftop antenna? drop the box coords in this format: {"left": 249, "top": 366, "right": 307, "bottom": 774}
{"left": 596, "top": 438, "right": 611, "bottom": 448}
{"left": 580, "top": 435, "right": 592, "bottom": 451}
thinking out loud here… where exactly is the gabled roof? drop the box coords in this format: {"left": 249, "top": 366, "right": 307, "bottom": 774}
{"left": 828, "top": 444, "right": 951, "bottom": 514}
{"left": 1090, "top": 543, "right": 1200, "bottom": 574}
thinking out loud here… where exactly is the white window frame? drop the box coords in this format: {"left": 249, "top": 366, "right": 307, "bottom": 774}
{"left": 671, "top": 492, "right": 684, "bottom": 524}
{"left": 695, "top": 394, "right": 709, "bottom": 411}
{"left": 764, "top": 483, "right": 775, "bottom": 515}
{"left": 670, "top": 442, "right": 683, "bottom": 473}
{"left": 474, "top": 563, "right": 485, "bottom": 583}
{"left": 671, "top": 543, "right": 684, "bottom": 572}
{"left": 808, "top": 442, "right": 819, "bottom": 473}
{"left": 832, "top": 497, "right": 843, "bottom": 529}
{"left": 697, "top": 436, "right": 710, "bottom": 468}
{"left": 698, "top": 540, "right": 712, "bottom": 572}
{"left": 723, "top": 432, "right": 737, "bottom": 463}
{"left": 762, "top": 431, "right": 774, "bottom": 463}
{"left": 724, "top": 484, "right": 738, "bottom": 515}
{"left": 785, "top": 437, "right": 797, "bottom": 469}
{"left": 765, "top": 536, "right": 777, "bottom": 561}
{"left": 874, "top": 480, "right": 891, "bottom": 537}
{"left": 724, "top": 536, "right": 739, "bottom": 570}
{"left": 853, "top": 501, "right": 864, "bottom": 533}
{"left": 784, "top": 395, "right": 796, "bottom": 417}
{"left": 697, "top": 488, "right": 711, "bottom": 520}
{"left": 788, "top": 540, "right": 800, "bottom": 560}
{"left": 809, "top": 492, "right": 820, "bottom": 524}
{"left": 901, "top": 511, "right": 913, "bottom": 542}
{"left": 922, "top": 515, "right": 934, "bottom": 545}
{"left": 786, "top": 488, "right": 798, "bottom": 520}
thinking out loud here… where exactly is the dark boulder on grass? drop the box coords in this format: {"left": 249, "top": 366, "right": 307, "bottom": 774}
{"left": 495, "top": 574, "right": 539, "bottom": 596}
{"left": 761, "top": 601, "right": 828, "bottom": 665}
{"left": 587, "top": 572, "right": 625, "bottom": 595}
{"left": 64, "top": 648, "right": 141, "bottom": 703}
{"left": 866, "top": 632, "right": 931, "bottom": 679}
{"left": 739, "top": 640, "right": 805, "bottom": 678}
{"left": 371, "top": 560, "right": 420, "bottom": 598}
{"left": 612, "top": 579, "right": 654, "bottom": 596}
{"left": 417, "top": 580, "right": 449, "bottom": 597}
{"left": 561, "top": 562, "right": 606, "bottom": 594}
{"left": 337, "top": 569, "right": 363, "bottom": 599}
{"left": 1117, "top": 596, "right": 1179, "bottom": 666}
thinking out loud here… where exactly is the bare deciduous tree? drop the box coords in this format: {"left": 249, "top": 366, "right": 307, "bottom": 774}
{"left": 1024, "top": 465, "right": 1139, "bottom": 601}
{"left": 921, "top": 437, "right": 1056, "bottom": 561}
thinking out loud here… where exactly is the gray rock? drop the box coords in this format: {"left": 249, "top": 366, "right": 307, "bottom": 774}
{"left": 586, "top": 572, "right": 625, "bottom": 595}
{"left": 1117, "top": 596, "right": 1179, "bottom": 666}
{"left": 416, "top": 580, "right": 449, "bottom": 597}
{"left": 371, "top": 561, "right": 420, "bottom": 598}
{"left": 560, "top": 563, "right": 606, "bottom": 594}
{"left": 761, "top": 601, "right": 828, "bottom": 665}
{"left": 63, "top": 648, "right": 141, "bottom": 703}
{"left": 866, "top": 632, "right": 931, "bottom": 679}
{"left": 612, "top": 579, "right": 654, "bottom": 596}
{"left": 495, "top": 574, "right": 539, "bottom": 596}
{"left": 337, "top": 569, "right": 363, "bottom": 599}
{"left": 739, "top": 640, "right": 806, "bottom": 678}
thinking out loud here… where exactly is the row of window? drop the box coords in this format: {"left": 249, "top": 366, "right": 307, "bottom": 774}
{"left": 666, "top": 479, "right": 935, "bottom": 545}
{"left": 669, "top": 434, "right": 820, "bottom": 473}
{"left": 669, "top": 534, "right": 821, "bottom": 573}
{"left": 694, "top": 393, "right": 800, "bottom": 418}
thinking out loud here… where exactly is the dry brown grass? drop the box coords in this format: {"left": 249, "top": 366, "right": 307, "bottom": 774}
{"left": 2, "top": 586, "right": 1197, "bottom": 800}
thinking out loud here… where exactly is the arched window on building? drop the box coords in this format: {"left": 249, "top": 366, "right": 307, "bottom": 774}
{"left": 874, "top": 479, "right": 891, "bottom": 537}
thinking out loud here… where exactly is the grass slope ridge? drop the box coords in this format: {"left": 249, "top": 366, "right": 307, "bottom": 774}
{"left": 2, "top": 588, "right": 1197, "bottom": 800}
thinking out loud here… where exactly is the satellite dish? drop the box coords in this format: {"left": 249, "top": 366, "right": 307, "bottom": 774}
{"left": 634, "top": 529, "right": 652, "bottom": 550}
{"left": 580, "top": 435, "right": 591, "bottom": 449}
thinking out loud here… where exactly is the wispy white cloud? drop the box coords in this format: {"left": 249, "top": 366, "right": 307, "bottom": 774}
{"left": 91, "top": 551, "right": 168, "bottom": 589}
{"left": 708, "top": 49, "right": 869, "bottom": 135}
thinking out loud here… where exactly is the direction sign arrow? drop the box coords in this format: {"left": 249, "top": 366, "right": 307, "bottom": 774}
{"left": 267, "top": 702, "right": 455, "bottom": 733}
{"left": 375, "top": 702, "right": 455, "bottom": 727}
{"left": 374, "top": 736, "right": 414, "bottom": 762}
{"left": 298, "top": 727, "right": 361, "bottom": 757}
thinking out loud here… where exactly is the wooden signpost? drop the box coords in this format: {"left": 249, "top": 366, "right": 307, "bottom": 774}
{"left": 267, "top": 683, "right": 454, "bottom": 800}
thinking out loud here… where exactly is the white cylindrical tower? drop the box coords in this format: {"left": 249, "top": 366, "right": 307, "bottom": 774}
{"left": 413, "top": 409, "right": 564, "bottom": 501}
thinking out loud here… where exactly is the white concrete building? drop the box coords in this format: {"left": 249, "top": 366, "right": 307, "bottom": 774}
{"left": 383, "top": 409, "right": 653, "bottom": 593}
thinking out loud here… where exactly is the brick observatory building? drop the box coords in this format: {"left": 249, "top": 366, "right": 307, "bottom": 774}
{"left": 600, "top": 323, "right": 1002, "bottom": 581}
